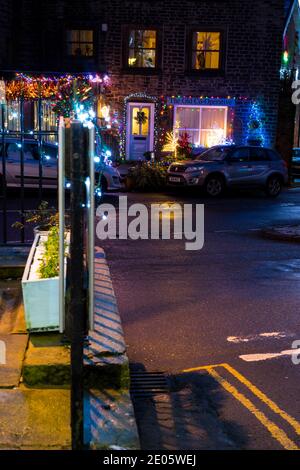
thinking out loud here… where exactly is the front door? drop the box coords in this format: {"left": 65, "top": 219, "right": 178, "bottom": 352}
{"left": 126, "top": 102, "right": 154, "bottom": 160}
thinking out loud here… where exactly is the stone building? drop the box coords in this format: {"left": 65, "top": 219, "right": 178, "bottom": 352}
{"left": 1, "top": 0, "right": 288, "bottom": 160}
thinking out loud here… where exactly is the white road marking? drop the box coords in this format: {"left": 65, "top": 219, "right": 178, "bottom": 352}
{"left": 239, "top": 349, "right": 297, "bottom": 362}
{"left": 227, "top": 331, "right": 292, "bottom": 343}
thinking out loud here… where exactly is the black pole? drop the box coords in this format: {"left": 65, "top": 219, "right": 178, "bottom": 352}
{"left": 69, "top": 121, "right": 87, "bottom": 450}
{"left": 1, "top": 104, "right": 7, "bottom": 244}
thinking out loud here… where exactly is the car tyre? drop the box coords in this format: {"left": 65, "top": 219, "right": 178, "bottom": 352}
{"left": 205, "top": 174, "right": 225, "bottom": 197}
{"left": 265, "top": 175, "right": 282, "bottom": 197}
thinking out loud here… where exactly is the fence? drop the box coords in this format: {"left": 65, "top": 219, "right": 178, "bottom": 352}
{"left": 0, "top": 99, "right": 58, "bottom": 244}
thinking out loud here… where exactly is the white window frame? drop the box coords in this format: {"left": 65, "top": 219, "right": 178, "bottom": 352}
{"left": 173, "top": 105, "right": 228, "bottom": 147}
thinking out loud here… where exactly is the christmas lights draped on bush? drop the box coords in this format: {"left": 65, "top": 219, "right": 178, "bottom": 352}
{"left": 246, "top": 101, "right": 266, "bottom": 146}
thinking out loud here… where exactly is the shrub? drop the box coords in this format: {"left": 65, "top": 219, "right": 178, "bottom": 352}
{"left": 128, "top": 162, "right": 167, "bottom": 191}
{"left": 38, "top": 226, "right": 60, "bottom": 279}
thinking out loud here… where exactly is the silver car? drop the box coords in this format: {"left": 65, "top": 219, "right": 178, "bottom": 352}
{"left": 0, "top": 138, "right": 121, "bottom": 191}
{"left": 167, "top": 145, "right": 288, "bottom": 197}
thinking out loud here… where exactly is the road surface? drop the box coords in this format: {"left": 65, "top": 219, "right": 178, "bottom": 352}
{"left": 99, "top": 187, "right": 300, "bottom": 450}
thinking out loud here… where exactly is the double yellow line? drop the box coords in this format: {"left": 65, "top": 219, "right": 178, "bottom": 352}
{"left": 183, "top": 363, "right": 300, "bottom": 450}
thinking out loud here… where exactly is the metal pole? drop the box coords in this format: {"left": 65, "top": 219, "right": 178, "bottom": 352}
{"left": 88, "top": 125, "right": 95, "bottom": 331}
{"left": 38, "top": 98, "right": 43, "bottom": 204}
{"left": 69, "top": 120, "right": 87, "bottom": 450}
{"left": 20, "top": 99, "right": 25, "bottom": 244}
{"left": 1, "top": 104, "right": 7, "bottom": 244}
{"left": 58, "top": 117, "right": 65, "bottom": 333}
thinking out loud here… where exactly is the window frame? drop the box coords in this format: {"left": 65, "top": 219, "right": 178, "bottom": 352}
{"left": 65, "top": 28, "right": 95, "bottom": 58}
{"left": 186, "top": 28, "right": 226, "bottom": 76}
{"left": 122, "top": 26, "right": 162, "bottom": 73}
{"left": 173, "top": 104, "right": 228, "bottom": 148}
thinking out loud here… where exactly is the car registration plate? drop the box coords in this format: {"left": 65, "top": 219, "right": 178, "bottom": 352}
{"left": 169, "top": 176, "right": 181, "bottom": 182}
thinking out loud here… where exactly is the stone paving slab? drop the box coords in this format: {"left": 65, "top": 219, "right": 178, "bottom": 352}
{"left": 0, "top": 388, "right": 70, "bottom": 449}
{"left": 0, "top": 334, "right": 28, "bottom": 388}
{"left": 84, "top": 389, "right": 140, "bottom": 450}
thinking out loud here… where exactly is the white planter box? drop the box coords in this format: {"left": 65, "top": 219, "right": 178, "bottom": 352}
{"left": 22, "top": 232, "right": 68, "bottom": 332}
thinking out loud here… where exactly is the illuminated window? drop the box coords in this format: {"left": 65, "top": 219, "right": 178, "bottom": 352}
{"left": 192, "top": 32, "right": 221, "bottom": 70}
{"left": 128, "top": 30, "right": 157, "bottom": 68}
{"left": 174, "top": 106, "right": 227, "bottom": 147}
{"left": 0, "top": 101, "right": 20, "bottom": 131}
{"left": 34, "top": 101, "right": 57, "bottom": 141}
{"left": 66, "top": 30, "right": 94, "bottom": 57}
{"left": 132, "top": 106, "right": 149, "bottom": 135}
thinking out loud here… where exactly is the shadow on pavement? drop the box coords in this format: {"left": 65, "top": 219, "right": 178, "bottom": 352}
{"left": 130, "top": 362, "right": 248, "bottom": 450}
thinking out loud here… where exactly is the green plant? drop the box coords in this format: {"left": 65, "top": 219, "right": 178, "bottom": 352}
{"left": 128, "top": 162, "right": 167, "bottom": 191}
{"left": 12, "top": 200, "right": 58, "bottom": 231}
{"left": 38, "top": 226, "right": 61, "bottom": 279}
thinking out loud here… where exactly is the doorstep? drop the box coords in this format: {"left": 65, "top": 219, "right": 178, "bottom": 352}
{"left": 0, "top": 246, "right": 30, "bottom": 280}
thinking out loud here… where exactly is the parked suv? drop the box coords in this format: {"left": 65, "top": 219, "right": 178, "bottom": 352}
{"left": 167, "top": 145, "right": 288, "bottom": 197}
{"left": 0, "top": 138, "right": 121, "bottom": 191}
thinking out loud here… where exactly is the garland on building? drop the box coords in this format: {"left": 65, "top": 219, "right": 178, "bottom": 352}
{"left": 4, "top": 73, "right": 111, "bottom": 118}
{"left": 119, "top": 93, "right": 159, "bottom": 159}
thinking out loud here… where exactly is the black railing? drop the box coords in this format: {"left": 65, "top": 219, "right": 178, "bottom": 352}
{"left": 0, "top": 99, "right": 58, "bottom": 245}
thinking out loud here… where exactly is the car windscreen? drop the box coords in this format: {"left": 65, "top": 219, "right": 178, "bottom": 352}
{"left": 196, "top": 146, "right": 232, "bottom": 161}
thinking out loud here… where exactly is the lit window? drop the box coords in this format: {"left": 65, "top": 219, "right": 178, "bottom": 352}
{"left": 132, "top": 106, "right": 149, "bottom": 135}
{"left": 174, "top": 106, "right": 227, "bottom": 147}
{"left": 66, "top": 30, "right": 94, "bottom": 57}
{"left": 128, "top": 30, "right": 156, "bottom": 68}
{"left": 192, "top": 32, "right": 221, "bottom": 70}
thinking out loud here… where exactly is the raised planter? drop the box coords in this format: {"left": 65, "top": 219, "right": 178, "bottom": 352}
{"left": 22, "top": 231, "right": 68, "bottom": 332}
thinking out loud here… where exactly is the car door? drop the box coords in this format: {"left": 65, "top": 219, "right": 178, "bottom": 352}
{"left": 225, "top": 147, "right": 252, "bottom": 184}
{"left": 41, "top": 143, "right": 58, "bottom": 188}
{"left": 6, "top": 142, "right": 40, "bottom": 187}
{"left": 248, "top": 147, "right": 271, "bottom": 184}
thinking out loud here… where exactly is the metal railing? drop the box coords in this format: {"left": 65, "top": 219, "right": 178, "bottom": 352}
{"left": 0, "top": 99, "right": 58, "bottom": 244}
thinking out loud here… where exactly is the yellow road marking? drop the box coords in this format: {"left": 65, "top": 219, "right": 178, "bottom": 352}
{"left": 207, "top": 367, "right": 299, "bottom": 450}
{"left": 182, "top": 363, "right": 300, "bottom": 450}
{"left": 183, "top": 364, "right": 225, "bottom": 372}
{"left": 222, "top": 363, "right": 300, "bottom": 436}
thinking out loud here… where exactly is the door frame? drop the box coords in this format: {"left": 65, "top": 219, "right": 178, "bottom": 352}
{"left": 126, "top": 102, "right": 155, "bottom": 160}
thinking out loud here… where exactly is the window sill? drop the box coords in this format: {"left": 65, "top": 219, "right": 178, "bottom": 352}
{"left": 121, "top": 67, "right": 162, "bottom": 75}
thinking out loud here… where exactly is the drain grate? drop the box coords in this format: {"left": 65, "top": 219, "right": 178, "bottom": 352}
{"left": 130, "top": 369, "right": 169, "bottom": 398}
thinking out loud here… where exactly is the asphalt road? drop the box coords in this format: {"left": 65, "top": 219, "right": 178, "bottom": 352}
{"left": 98, "top": 187, "right": 300, "bottom": 450}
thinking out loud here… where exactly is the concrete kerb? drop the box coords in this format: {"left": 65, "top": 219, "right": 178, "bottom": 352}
{"left": 19, "top": 246, "right": 140, "bottom": 449}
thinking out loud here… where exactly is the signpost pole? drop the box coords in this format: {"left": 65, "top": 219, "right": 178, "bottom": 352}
{"left": 58, "top": 117, "right": 65, "bottom": 333}
{"left": 88, "top": 125, "right": 95, "bottom": 331}
{"left": 69, "top": 120, "right": 87, "bottom": 450}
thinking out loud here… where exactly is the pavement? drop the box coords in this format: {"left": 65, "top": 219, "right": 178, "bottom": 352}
{"left": 0, "top": 246, "right": 139, "bottom": 450}
{"left": 99, "top": 187, "right": 300, "bottom": 450}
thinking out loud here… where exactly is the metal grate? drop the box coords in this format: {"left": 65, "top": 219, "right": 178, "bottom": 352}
{"left": 130, "top": 369, "right": 169, "bottom": 398}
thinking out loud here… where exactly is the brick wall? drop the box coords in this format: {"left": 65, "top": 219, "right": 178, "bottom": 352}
{"left": 0, "top": 0, "right": 13, "bottom": 69}
{"left": 1, "top": 0, "right": 286, "bottom": 149}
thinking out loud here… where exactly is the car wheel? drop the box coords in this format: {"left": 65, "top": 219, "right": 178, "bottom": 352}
{"left": 101, "top": 176, "right": 108, "bottom": 193}
{"left": 205, "top": 175, "right": 225, "bottom": 197}
{"left": 265, "top": 175, "right": 282, "bottom": 197}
